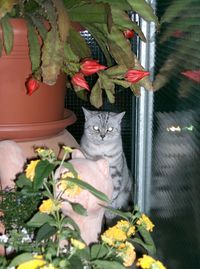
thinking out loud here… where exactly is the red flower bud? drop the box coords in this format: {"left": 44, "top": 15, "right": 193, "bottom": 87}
{"left": 71, "top": 72, "right": 90, "bottom": 91}
{"left": 181, "top": 70, "right": 200, "bottom": 83}
{"left": 123, "top": 29, "right": 135, "bottom": 39}
{"left": 26, "top": 77, "right": 40, "bottom": 95}
{"left": 80, "top": 59, "right": 107, "bottom": 76}
{"left": 125, "top": 69, "right": 150, "bottom": 83}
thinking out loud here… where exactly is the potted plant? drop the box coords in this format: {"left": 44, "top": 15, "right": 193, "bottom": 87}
{"left": 0, "top": 146, "right": 167, "bottom": 269}
{"left": 0, "top": 0, "right": 158, "bottom": 141}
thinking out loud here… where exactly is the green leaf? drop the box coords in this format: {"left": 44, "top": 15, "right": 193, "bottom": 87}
{"left": 33, "top": 160, "right": 55, "bottom": 190}
{"left": 92, "top": 260, "right": 126, "bottom": 269}
{"left": 27, "top": 212, "right": 53, "bottom": 227}
{"left": 90, "top": 80, "right": 103, "bottom": 108}
{"left": 41, "top": 29, "right": 63, "bottom": 85}
{"left": 83, "top": 23, "right": 113, "bottom": 66}
{"left": 64, "top": 42, "right": 80, "bottom": 63}
{"left": 36, "top": 223, "right": 57, "bottom": 242}
{"left": 0, "top": 0, "right": 19, "bottom": 20}
{"left": 102, "top": 206, "right": 133, "bottom": 220}
{"left": 62, "top": 162, "right": 78, "bottom": 178}
{"left": 68, "top": 28, "right": 91, "bottom": 59}
{"left": 0, "top": 15, "right": 13, "bottom": 54}
{"left": 62, "top": 216, "right": 80, "bottom": 234}
{"left": 70, "top": 202, "right": 88, "bottom": 216}
{"left": 9, "top": 253, "right": 34, "bottom": 267}
{"left": 16, "top": 174, "right": 32, "bottom": 188}
{"left": 137, "top": 226, "right": 156, "bottom": 255}
{"left": 111, "top": 6, "right": 146, "bottom": 42}
{"left": 111, "top": 79, "right": 131, "bottom": 88}
{"left": 27, "top": 21, "right": 40, "bottom": 73}
{"left": 160, "top": 1, "right": 191, "bottom": 24}
{"left": 107, "top": 25, "right": 135, "bottom": 68}
{"left": 68, "top": 254, "right": 83, "bottom": 269}
{"left": 68, "top": 3, "right": 107, "bottom": 23}
{"left": 90, "top": 244, "right": 108, "bottom": 259}
{"left": 67, "top": 177, "right": 110, "bottom": 203}
{"left": 105, "top": 65, "right": 128, "bottom": 77}
{"left": 127, "top": 0, "right": 158, "bottom": 24}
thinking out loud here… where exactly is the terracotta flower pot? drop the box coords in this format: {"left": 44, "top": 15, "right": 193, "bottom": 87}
{"left": 0, "top": 19, "right": 76, "bottom": 141}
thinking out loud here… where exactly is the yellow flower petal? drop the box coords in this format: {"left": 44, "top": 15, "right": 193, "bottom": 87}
{"left": 39, "top": 199, "right": 60, "bottom": 214}
{"left": 117, "top": 242, "right": 136, "bottom": 267}
{"left": 116, "top": 220, "right": 135, "bottom": 237}
{"left": 137, "top": 214, "right": 155, "bottom": 232}
{"left": 101, "top": 226, "right": 127, "bottom": 246}
{"left": 25, "top": 160, "right": 40, "bottom": 181}
{"left": 17, "top": 255, "right": 46, "bottom": 269}
{"left": 136, "top": 255, "right": 156, "bottom": 268}
{"left": 58, "top": 171, "right": 82, "bottom": 197}
{"left": 71, "top": 238, "right": 86, "bottom": 249}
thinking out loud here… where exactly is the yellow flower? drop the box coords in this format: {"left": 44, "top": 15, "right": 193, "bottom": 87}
{"left": 116, "top": 220, "right": 135, "bottom": 237}
{"left": 117, "top": 241, "right": 136, "bottom": 267}
{"left": 137, "top": 214, "right": 155, "bottom": 232}
{"left": 101, "top": 226, "right": 127, "bottom": 247}
{"left": 17, "top": 255, "right": 46, "bottom": 269}
{"left": 25, "top": 160, "right": 40, "bottom": 181}
{"left": 39, "top": 199, "right": 60, "bottom": 214}
{"left": 136, "top": 254, "right": 166, "bottom": 269}
{"left": 71, "top": 238, "right": 86, "bottom": 249}
{"left": 58, "top": 171, "right": 82, "bottom": 197}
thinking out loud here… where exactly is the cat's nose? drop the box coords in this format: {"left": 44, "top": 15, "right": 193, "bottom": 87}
{"left": 100, "top": 134, "right": 106, "bottom": 139}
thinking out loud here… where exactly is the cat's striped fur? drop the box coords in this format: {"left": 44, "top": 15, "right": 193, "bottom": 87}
{"left": 80, "top": 107, "right": 133, "bottom": 224}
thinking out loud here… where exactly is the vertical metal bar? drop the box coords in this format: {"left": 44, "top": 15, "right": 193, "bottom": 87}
{"left": 134, "top": 0, "right": 156, "bottom": 213}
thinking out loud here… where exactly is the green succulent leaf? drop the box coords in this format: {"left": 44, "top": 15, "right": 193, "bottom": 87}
{"left": 90, "top": 80, "right": 103, "bottom": 108}
{"left": 127, "top": 0, "right": 158, "bottom": 24}
{"left": 111, "top": 79, "right": 131, "bottom": 88}
{"left": 105, "top": 25, "right": 135, "bottom": 68}
{"left": 41, "top": 29, "right": 64, "bottom": 85}
{"left": 160, "top": 0, "right": 194, "bottom": 24}
{"left": 105, "top": 65, "right": 128, "bottom": 77}
{"left": 95, "top": 0, "right": 131, "bottom": 10}
{"left": 68, "top": 3, "right": 107, "bottom": 24}
{"left": 0, "top": 15, "right": 13, "bottom": 54}
{"left": 111, "top": 6, "right": 146, "bottom": 42}
{"left": 28, "top": 14, "right": 47, "bottom": 41}
{"left": 68, "top": 28, "right": 91, "bottom": 59}
{"left": 27, "top": 21, "right": 40, "bottom": 73}
{"left": 83, "top": 23, "right": 113, "bottom": 66}
{"left": 52, "top": 0, "right": 70, "bottom": 42}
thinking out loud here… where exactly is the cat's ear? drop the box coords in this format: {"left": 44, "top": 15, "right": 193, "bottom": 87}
{"left": 96, "top": 158, "right": 110, "bottom": 178}
{"left": 82, "top": 107, "right": 91, "bottom": 121}
{"left": 72, "top": 149, "right": 86, "bottom": 159}
{"left": 115, "top": 111, "right": 125, "bottom": 123}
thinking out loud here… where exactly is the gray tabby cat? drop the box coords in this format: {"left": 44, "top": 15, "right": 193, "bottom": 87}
{"left": 80, "top": 107, "right": 133, "bottom": 224}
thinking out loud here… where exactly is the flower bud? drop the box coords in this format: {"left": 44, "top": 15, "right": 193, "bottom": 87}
{"left": 80, "top": 59, "right": 107, "bottom": 76}
{"left": 123, "top": 29, "right": 135, "bottom": 39}
{"left": 71, "top": 72, "right": 90, "bottom": 91}
{"left": 125, "top": 69, "right": 150, "bottom": 83}
{"left": 26, "top": 77, "right": 40, "bottom": 95}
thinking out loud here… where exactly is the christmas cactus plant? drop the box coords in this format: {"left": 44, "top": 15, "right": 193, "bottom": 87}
{"left": 0, "top": 0, "right": 158, "bottom": 108}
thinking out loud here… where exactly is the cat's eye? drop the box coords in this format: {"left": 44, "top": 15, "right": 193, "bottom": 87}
{"left": 93, "top": 125, "right": 99, "bottom": 131}
{"left": 107, "top": 127, "right": 113, "bottom": 132}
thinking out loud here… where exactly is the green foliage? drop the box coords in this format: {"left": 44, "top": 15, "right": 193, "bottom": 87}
{"left": 0, "top": 146, "right": 166, "bottom": 269}
{"left": 0, "top": 0, "right": 158, "bottom": 108}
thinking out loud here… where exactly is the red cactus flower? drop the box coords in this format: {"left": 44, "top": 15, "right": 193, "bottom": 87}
{"left": 181, "top": 70, "right": 200, "bottom": 83}
{"left": 125, "top": 69, "right": 150, "bottom": 83}
{"left": 71, "top": 72, "right": 90, "bottom": 91}
{"left": 123, "top": 29, "right": 135, "bottom": 39}
{"left": 26, "top": 77, "right": 40, "bottom": 95}
{"left": 80, "top": 59, "right": 107, "bottom": 76}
